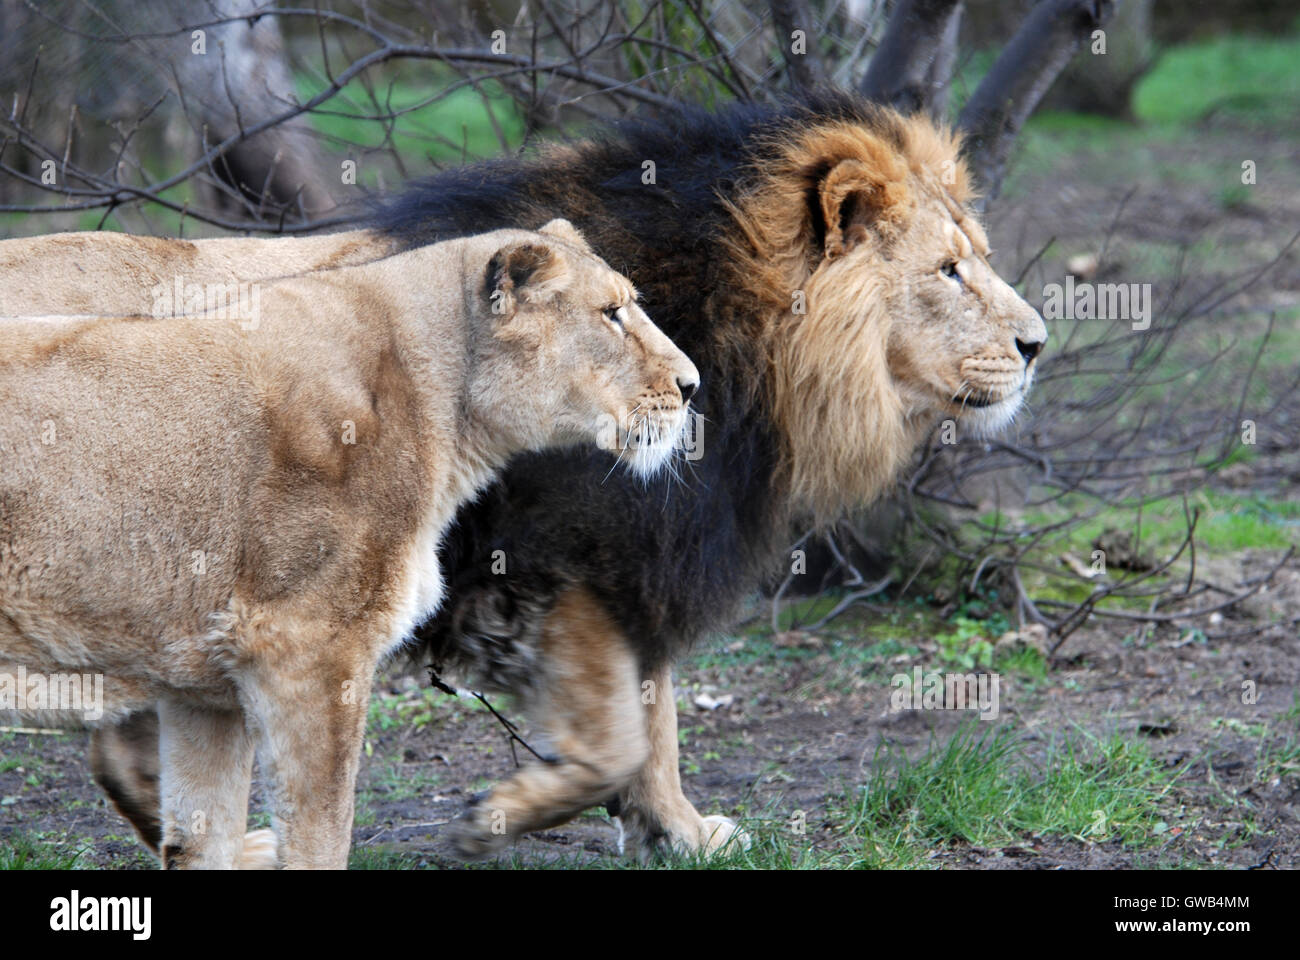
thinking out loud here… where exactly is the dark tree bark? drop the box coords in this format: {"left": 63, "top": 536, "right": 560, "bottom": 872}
{"left": 958, "top": 0, "right": 1119, "bottom": 206}
{"left": 769, "top": 0, "right": 825, "bottom": 91}
{"left": 0, "top": 0, "right": 331, "bottom": 220}
{"left": 923, "top": 2, "right": 963, "bottom": 120}
{"left": 1042, "top": 0, "right": 1152, "bottom": 116}
{"left": 859, "top": 0, "right": 964, "bottom": 114}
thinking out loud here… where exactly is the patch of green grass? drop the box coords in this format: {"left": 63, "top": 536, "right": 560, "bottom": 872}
{"left": 609, "top": 723, "right": 1177, "bottom": 870}
{"left": 0, "top": 832, "right": 87, "bottom": 869}
{"left": 1212, "top": 716, "right": 1268, "bottom": 739}
{"left": 996, "top": 645, "right": 1049, "bottom": 679}
{"left": 1283, "top": 693, "right": 1300, "bottom": 726}
{"left": 0, "top": 752, "right": 53, "bottom": 783}
{"left": 370, "top": 760, "right": 442, "bottom": 803}
{"left": 353, "top": 792, "right": 378, "bottom": 828}
{"left": 1258, "top": 734, "right": 1300, "bottom": 785}
{"left": 1218, "top": 182, "right": 1253, "bottom": 211}
{"left": 997, "top": 489, "right": 1300, "bottom": 583}
{"left": 1008, "top": 117, "right": 1271, "bottom": 199}
{"left": 934, "top": 616, "right": 995, "bottom": 671}
{"left": 296, "top": 67, "right": 525, "bottom": 179}
{"left": 842, "top": 724, "right": 1175, "bottom": 867}
{"left": 995, "top": 484, "right": 1298, "bottom": 622}
{"left": 995, "top": 32, "right": 1300, "bottom": 204}
{"left": 692, "top": 589, "right": 1049, "bottom": 694}
{"left": 1244, "top": 702, "right": 1300, "bottom": 785}
{"left": 368, "top": 685, "right": 475, "bottom": 734}
{"left": 348, "top": 846, "right": 434, "bottom": 870}
{"left": 1133, "top": 33, "right": 1300, "bottom": 126}
{"left": 1117, "top": 306, "right": 1300, "bottom": 409}
{"left": 539, "top": 724, "right": 1176, "bottom": 871}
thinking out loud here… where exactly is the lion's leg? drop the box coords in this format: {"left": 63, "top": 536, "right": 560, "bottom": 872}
{"left": 92, "top": 709, "right": 280, "bottom": 868}
{"left": 90, "top": 709, "right": 163, "bottom": 856}
{"left": 448, "top": 586, "right": 649, "bottom": 858}
{"left": 157, "top": 699, "right": 255, "bottom": 869}
{"left": 616, "top": 661, "right": 749, "bottom": 859}
{"left": 241, "top": 638, "right": 374, "bottom": 870}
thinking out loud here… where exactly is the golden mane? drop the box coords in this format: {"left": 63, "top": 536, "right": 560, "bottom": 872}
{"left": 719, "top": 111, "right": 974, "bottom": 523}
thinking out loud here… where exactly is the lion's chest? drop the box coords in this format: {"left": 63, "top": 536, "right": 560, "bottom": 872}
{"left": 386, "top": 527, "right": 446, "bottom": 657}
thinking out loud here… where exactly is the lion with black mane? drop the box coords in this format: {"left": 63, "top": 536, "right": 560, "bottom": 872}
{"left": 62, "top": 89, "right": 1046, "bottom": 862}
{"left": 389, "top": 89, "right": 1046, "bottom": 858}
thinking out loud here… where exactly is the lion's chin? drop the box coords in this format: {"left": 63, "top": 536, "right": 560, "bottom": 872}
{"left": 957, "top": 390, "right": 1024, "bottom": 437}
{"left": 619, "top": 408, "right": 690, "bottom": 481}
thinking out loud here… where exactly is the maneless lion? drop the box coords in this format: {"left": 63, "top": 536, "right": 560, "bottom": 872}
{"left": 5, "top": 90, "right": 1045, "bottom": 863}
{"left": 0, "top": 219, "right": 699, "bottom": 868}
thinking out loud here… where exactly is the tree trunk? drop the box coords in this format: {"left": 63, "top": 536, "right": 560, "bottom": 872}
{"left": 958, "top": 0, "right": 1120, "bottom": 206}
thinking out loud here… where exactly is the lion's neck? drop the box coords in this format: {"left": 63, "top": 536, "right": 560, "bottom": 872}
{"left": 351, "top": 239, "right": 512, "bottom": 514}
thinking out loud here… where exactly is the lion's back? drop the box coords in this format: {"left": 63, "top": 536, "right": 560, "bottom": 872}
{"left": 0, "top": 228, "right": 389, "bottom": 317}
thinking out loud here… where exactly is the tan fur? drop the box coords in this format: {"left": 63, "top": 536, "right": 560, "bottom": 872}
{"left": 0, "top": 230, "right": 393, "bottom": 317}
{"left": 452, "top": 587, "right": 747, "bottom": 860}
{"left": 616, "top": 658, "right": 747, "bottom": 858}
{"left": 447, "top": 586, "right": 648, "bottom": 857}
{"left": 88, "top": 710, "right": 163, "bottom": 850}
{"left": 0, "top": 221, "right": 698, "bottom": 868}
{"left": 445, "top": 586, "right": 744, "bottom": 860}
{"left": 723, "top": 116, "right": 1046, "bottom": 521}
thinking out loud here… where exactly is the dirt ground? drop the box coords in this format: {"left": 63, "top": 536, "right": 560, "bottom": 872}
{"left": 2, "top": 552, "right": 1297, "bottom": 870}
{"left": 327, "top": 553, "right": 1300, "bottom": 870}
{"left": 2, "top": 109, "right": 1298, "bottom": 871}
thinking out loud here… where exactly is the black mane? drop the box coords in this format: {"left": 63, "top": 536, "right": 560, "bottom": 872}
{"left": 380, "top": 91, "right": 884, "bottom": 676}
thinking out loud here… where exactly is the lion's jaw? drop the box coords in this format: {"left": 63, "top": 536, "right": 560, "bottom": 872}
{"left": 615, "top": 397, "right": 694, "bottom": 480}
{"left": 883, "top": 190, "right": 1047, "bottom": 441}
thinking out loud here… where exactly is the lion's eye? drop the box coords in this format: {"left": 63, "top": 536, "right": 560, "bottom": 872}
{"left": 942, "top": 261, "right": 962, "bottom": 283}
{"left": 603, "top": 305, "right": 624, "bottom": 327}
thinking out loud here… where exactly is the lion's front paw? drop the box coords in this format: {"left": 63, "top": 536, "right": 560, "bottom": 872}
{"left": 619, "top": 804, "right": 750, "bottom": 861}
{"left": 698, "top": 814, "right": 750, "bottom": 855}
{"left": 240, "top": 828, "right": 280, "bottom": 869}
{"left": 446, "top": 807, "right": 512, "bottom": 860}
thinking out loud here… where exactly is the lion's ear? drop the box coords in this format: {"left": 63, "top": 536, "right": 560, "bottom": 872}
{"left": 817, "top": 158, "right": 911, "bottom": 259}
{"left": 538, "top": 218, "right": 593, "bottom": 253}
{"left": 483, "top": 240, "right": 569, "bottom": 317}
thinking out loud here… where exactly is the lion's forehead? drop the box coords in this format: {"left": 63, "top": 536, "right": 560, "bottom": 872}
{"left": 933, "top": 209, "right": 989, "bottom": 263}
{"left": 574, "top": 262, "right": 637, "bottom": 307}
{"left": 956, "top": 216, "right": 990, "bottom": 258}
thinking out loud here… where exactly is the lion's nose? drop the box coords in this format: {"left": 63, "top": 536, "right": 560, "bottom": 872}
{"left": 676, "top": 377, "right": 699, "bottom": 404}
{"left": 1015, "top": 338, "right": 1043, "bottom": 365}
